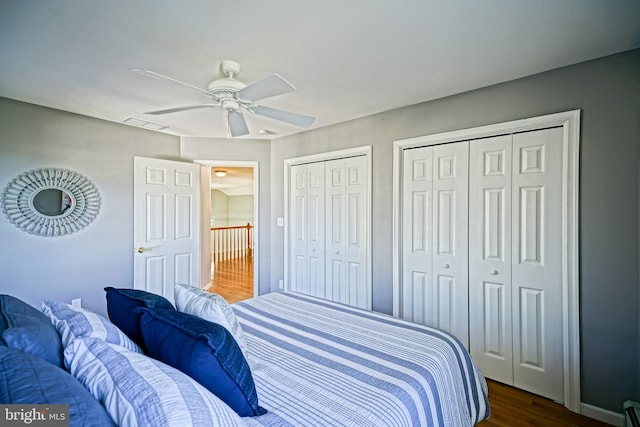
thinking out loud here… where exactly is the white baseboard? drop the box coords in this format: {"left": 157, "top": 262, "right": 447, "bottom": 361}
{"left": 580, "top": 402, "right": 624, "bottom": 426}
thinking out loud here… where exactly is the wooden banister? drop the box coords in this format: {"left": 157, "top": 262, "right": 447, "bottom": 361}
{"left": 211, "top": 223, "right": 254, "bottom": 262}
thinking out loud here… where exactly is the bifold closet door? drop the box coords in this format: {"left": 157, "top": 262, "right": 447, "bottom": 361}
{"left": 290, "top": 156, "right": 369, "bottom": 308}
{"left": 468, "top": 134, "right": 514, "bottom": 385}
{"left": 290, "top": 162, "right": 325, "bottom": 298}
{"left": 469, "top": 128, "right": 564, "bottom": 403}
{"left": 325, "top": 156, "right": 368, "bottom": 308}
{"left": 401, "top": 142, "right": 469, "bottom": 346}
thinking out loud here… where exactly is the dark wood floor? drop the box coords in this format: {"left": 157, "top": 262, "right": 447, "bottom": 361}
{"left": 479, "top": 380, "right": 609, "bottom": 426}
{"left": 210, "top": 261, "right": 608, "bottom": 426}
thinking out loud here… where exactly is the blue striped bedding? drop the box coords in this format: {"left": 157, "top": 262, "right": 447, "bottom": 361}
{"left": 235, "top": 292, "right": 489, "bottom": 427}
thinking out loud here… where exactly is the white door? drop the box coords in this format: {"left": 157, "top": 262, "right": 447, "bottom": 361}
{"left": 401, "top": 142, "right": 469, "bottom": 346}
{"left": 469, "top": 128, "right": 564, "bottom": 402}
{"left": 511, "top": 128, "right": 563, "bottom": 402}
{"left": 432, "top": 142, "right": 469, "bottom": 344}
{"left": 325, "top": 156, "right": 369, "bottom": 308}
{"left": 134, "top": 156, "right": 201, "bottom": 304}
{"left": 290, "top": 162, "right": 325, "bottom": 297}
{"left": 469, "top": 135, "right": 514, "bottom": 384}
{"left": 401, "top": 146, "right": 433, "bottom": 326}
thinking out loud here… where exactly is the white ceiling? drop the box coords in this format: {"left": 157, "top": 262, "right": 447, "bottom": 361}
{"left": 1, "top": 1, "right": 638, "bottom": 140}
{"left": 210, "top": 167, "right": 254, "bottom": 196}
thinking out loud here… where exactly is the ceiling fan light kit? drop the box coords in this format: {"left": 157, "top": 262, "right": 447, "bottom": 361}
{"left": 135, "top": 60, "right": 315, "bottom": 137}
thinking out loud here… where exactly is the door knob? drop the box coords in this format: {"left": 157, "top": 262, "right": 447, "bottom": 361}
{"left": 137, "top": 247, "right": 146, "bottom": 254}
{"left": 442, "top": 263, "right": 450, "bottom": 269}
{"left": 490, "top": 269, "right": 499, "bottom": 275}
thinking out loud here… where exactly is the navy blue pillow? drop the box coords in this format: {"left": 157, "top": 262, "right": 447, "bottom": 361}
{"left": 0, "top": 346, "right": 115, "bottom": 426}
{"left": 0, "top": 294, "right": 63, "bottom": 367}
{"left": 137, "top": 307, "right": 266, "bottom": 417}
{"left": 104, "top": 287, "right": 174, "bottom": 350}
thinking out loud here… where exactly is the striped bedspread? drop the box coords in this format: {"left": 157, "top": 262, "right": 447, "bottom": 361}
{"left": 235, "top": 292, "right": 489, "bottom": 427}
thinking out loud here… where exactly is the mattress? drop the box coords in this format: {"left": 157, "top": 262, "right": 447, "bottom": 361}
{"left": 235, "top": 292, "right": 489, "bottom": 427}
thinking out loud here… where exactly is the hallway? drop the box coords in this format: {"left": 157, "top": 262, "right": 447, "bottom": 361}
{"left": 209, "top": 256, "right": 253, "bottom": 303}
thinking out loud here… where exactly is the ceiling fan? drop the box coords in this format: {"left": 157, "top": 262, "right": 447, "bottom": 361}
{"left": 132, "top": 60, "right": 315, "bottom": 137}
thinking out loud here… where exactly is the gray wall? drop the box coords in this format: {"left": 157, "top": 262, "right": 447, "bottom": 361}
{"left": 0, "top": 98, "right": 181, "bottom": 315}
{"left": 211, "top": 190, "right": 254, "bottom": 227}
{"left": 211, "top": 189, "right": 230, "bottom": 226}
{"left": 270, "top": 49, "right": 640, "bottom": 412}
{"left": 228, "top": 195, "right": 253, "bottom": 226}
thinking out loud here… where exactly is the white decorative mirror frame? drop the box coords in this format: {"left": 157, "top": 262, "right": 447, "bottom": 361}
{"left": 1, "top": 168, "right": 101, "bottom": 237}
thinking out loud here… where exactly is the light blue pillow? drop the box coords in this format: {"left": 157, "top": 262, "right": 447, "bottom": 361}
{"left": 42, "top": 300, "right": 141, "bottom": 353}
{"left": 65, "top": 338, "right": 247, "bottom": 427}
{"left": 0, "top": 346, "right": 115, "bottom": 427}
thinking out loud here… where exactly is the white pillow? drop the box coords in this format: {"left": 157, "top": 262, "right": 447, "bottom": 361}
{"left": 65, "top": 338, "right": 247, "bottom": 427}
{"left": 42, "top": 300, "right": 142, "bottom": 354}
{"left": 174, "top": 284, "right": 249, "bottom": 359}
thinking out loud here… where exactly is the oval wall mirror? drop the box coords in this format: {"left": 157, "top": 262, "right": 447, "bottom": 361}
{"left": 1, "top": 168, "right": 101, "bottom": 236}
{"left": 32, "top": 188, "right": 74, "bottom": 217}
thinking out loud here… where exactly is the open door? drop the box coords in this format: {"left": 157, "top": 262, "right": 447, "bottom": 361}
{"left": 133, "top": 156, "right": 201, "bottom": 303}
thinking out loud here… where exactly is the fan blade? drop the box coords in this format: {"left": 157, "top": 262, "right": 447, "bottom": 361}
{"left": 145, "top": 105, "right": 216, "bottom": 115}
{"left": 228, "top": 111, "right": 249, "bottom": 137}
{"left": 238, "top": 74, "right": 296, "bottom": 102}
{"left": 251, "top": 105, "right": 315, "bottom": 128}
{"left": 131, "top": 69, "right": 210, "bottom": 95}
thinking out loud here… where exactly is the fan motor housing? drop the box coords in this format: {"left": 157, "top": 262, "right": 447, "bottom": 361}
{"left": 207, "top": 77, "right": 246, "bottom": 94}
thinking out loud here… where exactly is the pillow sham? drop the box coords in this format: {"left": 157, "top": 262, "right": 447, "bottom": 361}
{"left": 41, "top": 300, "right": 141, "bottom": 353}
{"left": 174, "top": 283, "right": 249, "bottom": 359}
{"left": 65, "top": 338, "right": 246, "bottom": 427}
{"left": 104, "top": 287, "right": 174, "bottom": 350}
{"left": 0, "top": 346, "right": 115, "bottom": 427}
{"left": 0, "top": 294, "right": 63, "bottom": 367}
{"left": 137, "top": 307, "right": 265, "bottom": 417}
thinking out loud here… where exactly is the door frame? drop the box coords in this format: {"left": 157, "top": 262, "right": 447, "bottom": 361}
{"left": 194, "top": 159, "right": 259, "bottom": 298}
{"left": 392, "top": 110, "right": 581, "bottom": 412}
{"left": 283, "top": 146, "right": 373, "bottom": 309}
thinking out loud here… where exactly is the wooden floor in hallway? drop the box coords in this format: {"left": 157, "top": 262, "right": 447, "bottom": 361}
{"left": 208, "top": 255, "right": 254, "bottom": 304}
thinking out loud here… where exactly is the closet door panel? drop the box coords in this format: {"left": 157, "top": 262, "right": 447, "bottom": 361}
{"left": 326, "top": 160, "right": 345, "bottom": 302}
{"left": 433, "top": 142, "right": 469, "bottom": 345}
{"left": 401, "top": 147, "right": 433, "bottom": 325}
{"left": 511, "top": 127, "right": 564, "bottom": 403}
{"left": 290, "top": 163, "right": 325, "bottom": 298}
{"left": 345, "top": 156, "right": 368, "bottom": 308}
{"left": 401, "top": 143, "right": 469, "bottom": 345}
{"left": 325, "top": 156, "right": 368, "bottom": 308}
{"left": 469, "top": 135, "right": 514, "bottom": 383}
{"left": 290, "top": 166, "right": 307, "bottom": 295}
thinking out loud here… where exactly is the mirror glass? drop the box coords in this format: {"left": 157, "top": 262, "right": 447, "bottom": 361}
{"left": 32, "top": 188, "right": 73, "bottom": 217}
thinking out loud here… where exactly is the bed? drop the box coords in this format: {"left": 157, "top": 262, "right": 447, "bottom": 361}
{"left": 236, "top": 292, "right": 489, "bottom": 427}
{"left": 1, "top": 289, "right": 489, "bottom": 426}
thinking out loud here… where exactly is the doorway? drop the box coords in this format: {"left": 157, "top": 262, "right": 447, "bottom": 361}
{"left": 195, "top": 160, "right": 259, "bottom": 303}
